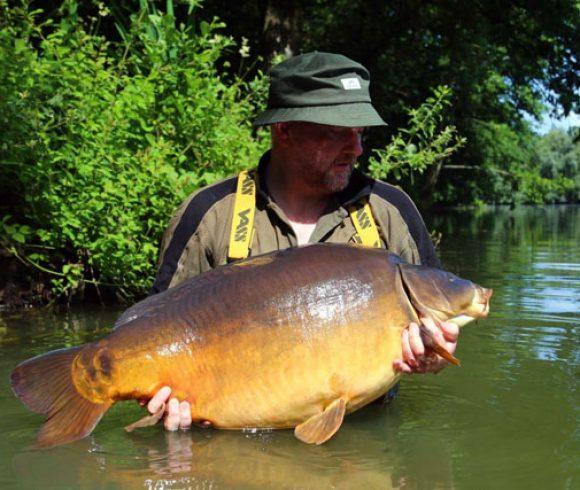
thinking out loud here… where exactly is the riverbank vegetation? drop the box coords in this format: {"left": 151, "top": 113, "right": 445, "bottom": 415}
{"left": 1, "top": 0, "right": 578, "bottom": 304}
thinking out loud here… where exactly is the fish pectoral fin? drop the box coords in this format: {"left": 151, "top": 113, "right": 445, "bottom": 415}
{"left": 430, "top": 342, "right": 461, "bottom": 366}
{"left": 124, "top": 406, "right": 165, "bottom": 432}
{"left": 294, "top": 398, "right": 347, "bottom": 445}
{"left": 419, "top": 323, "right": 461, "bottom": 366}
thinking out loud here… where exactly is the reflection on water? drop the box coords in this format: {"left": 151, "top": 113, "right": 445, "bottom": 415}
{"left": 6, "top": 399, "right": 459, "bottom": 489}
{"left": 10, "top": 415, "right": 455, "bottom": 489}
{"left": 1, "top": 205, "right": 579, "bottom": 489}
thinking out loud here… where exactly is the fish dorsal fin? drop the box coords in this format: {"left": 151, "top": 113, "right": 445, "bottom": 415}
{"left": 294, "top": 398, "right": 346, "bottom": 445}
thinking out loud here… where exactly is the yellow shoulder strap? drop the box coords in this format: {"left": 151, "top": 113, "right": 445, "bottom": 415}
{"left": 349, "top": 199, "right": 381, "bottom": 248}
{"left": 228, "top": 170, "right": 256, "bottom": 260}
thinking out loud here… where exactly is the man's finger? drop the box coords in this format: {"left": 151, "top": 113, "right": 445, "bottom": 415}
{"left": 423, "top": 352, "right": 448, "bottom": 374}
{"left": 148, "top": 386, "right": 172, "bottom": 414}
{"left": 179, "top": 401, "right": 192, "bottom": 430}
{"left": 408, "top": 322, "right": 425, "bottom": 357}
{"left": 440, "top": 320, "right": 459, "bottom": 342}
{"left": 419, "top": 316, "right": 446, "bottom": 348}
{"left": 164, "top": 398, "right": 181, "bottom": 431}
{"left": 421, "top": 317, "right": 447, "bottom": 349}
{"left": 401, "top": 327, "right": 417, "bottom": 367}
{"left": 393, "top": 359, "right": 413, "bottom": 374}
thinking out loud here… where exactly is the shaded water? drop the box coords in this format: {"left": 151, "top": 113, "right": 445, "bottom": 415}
{"left": 1, "top": 205, "right": 578, "bottom": 489}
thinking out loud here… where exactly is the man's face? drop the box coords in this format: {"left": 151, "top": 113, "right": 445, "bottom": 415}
{"left": 280, "top": 122, "right": 365, "bottom": 194}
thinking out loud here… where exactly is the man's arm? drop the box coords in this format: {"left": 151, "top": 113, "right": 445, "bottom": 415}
{"left": 144, "top": 181, "right": 239, "bottom": 427}
{"left": 370, "top": 182, "right": 440, "bottom": 268}
{"left": 150, "top": 194, "right": 212, "bottom": 295}
{"left": 150, "top": 175, "right": 238, "bottom": 294}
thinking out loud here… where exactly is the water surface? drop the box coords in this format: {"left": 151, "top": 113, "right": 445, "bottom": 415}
{"left": 1, "top": 205, "right": 578, "bottom": 489}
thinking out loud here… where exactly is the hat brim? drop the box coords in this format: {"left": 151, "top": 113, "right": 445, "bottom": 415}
{"left": 253, "top": 103, "right": 387, "bottom": 127}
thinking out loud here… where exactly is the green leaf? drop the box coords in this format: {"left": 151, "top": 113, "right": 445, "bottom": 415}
{"left": 12, "top": 232, "right": 26, "bottom": 244}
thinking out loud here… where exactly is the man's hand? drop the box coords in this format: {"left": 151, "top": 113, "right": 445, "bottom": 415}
{"left": 393, "top": 317, "right": 459, "bottom": 374}
{"left": 142, "top": 386, "right": 192, "bottom": 431}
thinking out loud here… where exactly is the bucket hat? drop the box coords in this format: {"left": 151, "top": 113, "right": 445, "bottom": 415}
{"left": 253, "top": 52, "right": 386, "bottom": 127}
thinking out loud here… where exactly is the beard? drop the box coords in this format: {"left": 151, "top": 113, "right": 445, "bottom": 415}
{"left": 293, "top": 149, "right": 356, "bottom": 195}
{"left": 322, "top": 164, "right": 354, "bottom": 193}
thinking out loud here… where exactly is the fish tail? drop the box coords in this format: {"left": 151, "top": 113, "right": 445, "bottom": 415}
{"left": 10, "top": 346, "right": 112, "bottom": 448}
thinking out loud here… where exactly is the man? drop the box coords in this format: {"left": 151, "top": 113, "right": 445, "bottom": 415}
{"left": 146, "top": 52, "right": 459, "bottom": 430}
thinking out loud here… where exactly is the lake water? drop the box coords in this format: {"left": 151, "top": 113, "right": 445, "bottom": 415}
{"left": 0, "top": 205, "right": 578, "bottom": 489}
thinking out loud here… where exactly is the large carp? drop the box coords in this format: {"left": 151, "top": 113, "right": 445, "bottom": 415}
{"left": 11, "top": 244, "right": 491, "bottom": 448}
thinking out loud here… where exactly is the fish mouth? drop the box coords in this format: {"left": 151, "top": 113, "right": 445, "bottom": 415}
{"left": 448, "top": 287, "right": 492, "bottom": 327}
{"left": 448, "top": 314, "right": 477, "bottom": 328}
{"left": 477, "top": 287, "right": 493, "bottom": 318}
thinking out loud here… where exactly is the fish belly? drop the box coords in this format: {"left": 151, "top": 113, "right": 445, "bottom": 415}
{"left": 164, "top": 300, "right": 409, "bottom": 428}
{"left": 96, "top": 245, "right": 413, "bottom": 428}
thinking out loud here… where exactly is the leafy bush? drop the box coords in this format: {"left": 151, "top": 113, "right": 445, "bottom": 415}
{"left": 368, "top": 85, "right": 466, "bottom": 182}
{"left": 0, "top": 0, "right": 268, "bottom": 301}
{"left": 469, "top": 121, "right": 579, "bottom": 205}
{"left": 514, "top": 171, "right": 576, "bottom": 204}
{"left": 533, "top": 128, "right": 579, "bottom": 202}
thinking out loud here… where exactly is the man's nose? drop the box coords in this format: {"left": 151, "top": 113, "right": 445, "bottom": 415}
{"left": 345, "top": 129, "right": 363, "bottom": 156}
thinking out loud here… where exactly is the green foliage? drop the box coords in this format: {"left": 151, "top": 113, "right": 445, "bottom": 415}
{"left": 524, "top": 128, "right": 579, "bottom": 203}
{"left": 457, "top": 122, "right": 579, "bottom": 205}
{"left": 471, "top": 121, "right": 533, "bottom": 204}
{"left": 207, "top": 0, "right": 579, "bottom": 205}
{"left": 514, "top": 170, "right": 576, "bottom": 205}
{"left": 368, "top": 86, "right": 465, "bottom": 182}
{"left": 536, "top": 129, "right": 580, "bottom": 181}
{"left": 1, "top": 1, "right": 578, "bottom": 304}
{"left": 179, "top": 0, "right": 580, "bottom": 207}
{"left": 0, "top": 0, "right": 268, "bottom": 301}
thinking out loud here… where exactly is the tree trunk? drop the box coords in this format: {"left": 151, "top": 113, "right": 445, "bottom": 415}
{"left": 420, "top": 160, "right": 443, "bottom": 208}
{"left": 262, "top": 0, "right": 301, "bottom": 65}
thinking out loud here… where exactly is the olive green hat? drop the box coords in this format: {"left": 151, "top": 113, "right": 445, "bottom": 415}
{"left": 253, "top": 52, "right": 386, "bottom": 127}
